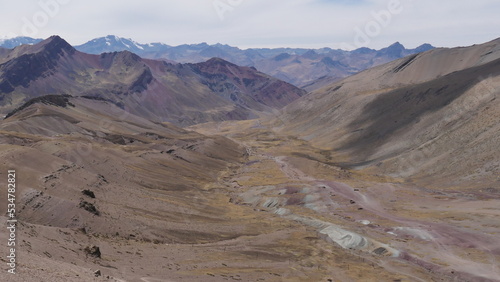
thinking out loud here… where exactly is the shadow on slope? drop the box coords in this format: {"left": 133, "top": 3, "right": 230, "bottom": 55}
{"left": 336, "top": 58, "right": 500, "bottom": 167}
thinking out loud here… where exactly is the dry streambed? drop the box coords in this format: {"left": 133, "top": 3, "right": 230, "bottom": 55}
{"left": 225, "top": 141, "right": 500, "bottom": 282}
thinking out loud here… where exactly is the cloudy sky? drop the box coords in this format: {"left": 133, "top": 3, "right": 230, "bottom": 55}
{"left": 0, "top": 0, "right": 499, "bottom": 50}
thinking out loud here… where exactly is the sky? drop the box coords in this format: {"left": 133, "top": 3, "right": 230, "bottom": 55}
{"left": 0, "top": 0, "right": 499, "bottom": 50}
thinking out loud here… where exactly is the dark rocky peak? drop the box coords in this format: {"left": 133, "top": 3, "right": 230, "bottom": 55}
{"left": 0, "top": 36, "right": 76, "bottom": 93}
{"left": 302, "top": 50, "right": 319, "bottom": 59}
{"left": 377, "top": 42, "right": 405, "bottom": 58}
{"left": 189, "top": 57, "right": 244, "bottom": 78}
{"left": 99, "top": 50, "right": 143, "bottom": 68}
{"left": 201, "top": 57, "right": 238, "bottom": 68}
{"left": 30, "top": 35, "right": 75, "bottom": 56}
{"left": 205, "top": 57, "right": 230, "bottom": 63}
{"left": 413, "top": 43, "right": 435, "bottom": 53}
{"left": 386, "top": 41, "right": 405, "bottom": 50}
{"left": 115, "top": 50, "right": 142, "bottom": 63}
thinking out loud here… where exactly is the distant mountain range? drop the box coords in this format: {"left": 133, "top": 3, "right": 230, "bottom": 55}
{"left": 0, "top": 36, "right": 43, "bottom": 48}
{"left": 0, "top": 35, "right": 434, "bottom": 88}
{"left": 0, "top": 36, "right": 305, "bottom": 126}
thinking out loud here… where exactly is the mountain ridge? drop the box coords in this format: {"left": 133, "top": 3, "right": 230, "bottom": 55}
{"left": 277, "top": 36, "right": 500, "bottom": 188}
{"left": 0, "top": 36, "right": 305, "bottom": 126}
{"left": 1, "top": 35, "right": 435, "bottom": 87}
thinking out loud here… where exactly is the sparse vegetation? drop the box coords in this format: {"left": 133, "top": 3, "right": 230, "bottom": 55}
{"left": 79, "top": 200, "right": 100, "bottom": 216}
{"left": 81, "top": 189, "right": 96, "bottom": 198}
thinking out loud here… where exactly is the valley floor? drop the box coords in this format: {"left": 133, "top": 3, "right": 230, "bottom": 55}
{"left": 1, "top": 119, "right": 499, "bottom": 282}
{"left": 191, "top": 119, "right": 500, "bottom": 282}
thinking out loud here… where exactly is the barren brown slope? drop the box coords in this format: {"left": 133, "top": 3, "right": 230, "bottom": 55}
{"left": 0, "top": 96, "right": 424, "bottom": 282}
{"left": 0, "top": 36, "right": 305, "bottom": 126}
{"left": 0, "top": 97, "right": 253, "bottom": 280}
{"left": 190, "top": 58, "right": 305, "bottom": 110}
{"left": 278, "top": 38, "right": 500, "bottom": 188}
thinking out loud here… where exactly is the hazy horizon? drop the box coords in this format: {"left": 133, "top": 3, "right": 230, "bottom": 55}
{"left": 0, "top": 0, "right": 498, "bottom": 50}
{"left": 1, "top": 33, "right": 449, "bottom": 51}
